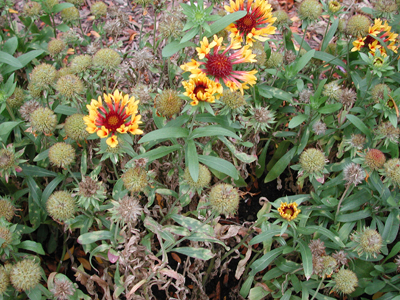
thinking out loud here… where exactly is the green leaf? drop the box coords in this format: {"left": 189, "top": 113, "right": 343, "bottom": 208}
{"left": 54, "top": 105, "right": 78, "bottom": 115}
{"left": 33, "top": 149, "right": 49, "bottom": 162}
{"left": 336, "top": 209, "right": 371, "bottom": 222}
{"left": 313, "top": 51, "right": 347, "bottom": 69}
{"left": 297, "top": 226, "right": 345, "bottom": 247}
{"left": 264, "top": 147, "right": 296, "bottom": 183}
{"left": 240, "top": 275, "right": 254, "bottom": 298}
{"left": 77, "top": 230, "right": 114, "bottom": 245}
{"left": 56, "top": 23, "right": 70, "bottom": 32}
{"left": 133, "top": 145, "right": 182, "bottom": 163}
{"left": 297, "top": 240, "right": 312, "bottom": 280}
{"left": 382, "top": 210, "right": 399, "bottom": 244}
{"left": 258, "top": 85, "right": 293, "bottom": 101}
{"left": 21, "top": 165, "right": 57, "bottom": 177}
{"left": 249, "top": 247, "right": 283, "bottom": 275}
{"left": 0, "top": 51, "right": 23, "bottom": 68}
{"left": 3, "top": 37, "right": 18, "bottom": 55}
{"left": 139, "top": 127, "right": 189, "bottom": 143}
{"left": 172, "top": 247, "right": 214, "bottom": 260}
{"left": 186, "top": 140, "right": 199, "bottom": 182}
{"left": 2, "top": 50, "right": 45, "bottom": 74}
{"left": 294, "top": 49, "right": 315, "bottom": 73}
{"left": 384, "top": 241, "right": 400, "bottom": 262}
{"left": 345, "top": 114, "right": 371, "bottom": 138}
{"left": 318, "top": 103, "right": 342, "bottom": 114}
{"left": 0, "top": 121, "right": 23, "bottom": 142}
{"left": 180, "top": 27, "right": 199, "bottom": 43}
{"left": 26, "top": 176, "right": 43, "bottom": 208}
{"left": 18, "top": 240, "right": 45, "bottom": 255}
{"left": 249, "top": 229, "right": 283, "bottom": 245}
{"left": 219, "top": 136, "right": 257, "bottom": 163}
{"left": 42, "top": 174, "right": 65, "bottom": 206}
{"left": 162, "top": 40, "right": 197, "bottom": 57}
{"left": 207, "top": 11, "right": 247, "bottom": 36}
{"left": 248, "top": 286, "right": 270, "bottom": 300}
{"left": 288, "top": 114, "right": 308, "bottom": 128}
{"left": 198, "top": 155, "right": 239, "bottom": 180}
{"left": 190, "top": 125, "right": 240, "bottom": 140}
{"left": 171, "top": 214, "right": 214, "bottom": 235}
{"left": 321, "top": 18, "right": 339, "bottom": 51}
{"left": 52, "top": 2, "right": 74, "bottom": 13}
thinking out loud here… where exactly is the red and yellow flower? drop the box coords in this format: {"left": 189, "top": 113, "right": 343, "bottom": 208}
{"left": 351, "top": 19, "right": 399, "bottom": 56}
{"left": 278, "top": 202, "right": 301, "bottom": 221}
{"left": 181, "top": 35, "right": 257, "bottom": 93}
{"left": 224, "top": 0, "right": 276, "bottom": 46}
{"left": 182, "top": 73, "right": 223, "bottom": 106}
{"left": 83, "top": 90, "right": 143, "bottom": 147}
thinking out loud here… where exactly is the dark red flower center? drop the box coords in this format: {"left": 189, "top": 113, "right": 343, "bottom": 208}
{"left": 235, "top": 14, "right": 257, "bottom": 36}
{"left": 97, "top": 109, "right": 126, "bottom": 133}
{"left": 284, "top": 207, "right": 294, "bottom": 216}
{"left": 206, "top": 54, "right": 232, "bottom": 79}
{"left": 194, "top": 83, "right": 207, "bottom": 96}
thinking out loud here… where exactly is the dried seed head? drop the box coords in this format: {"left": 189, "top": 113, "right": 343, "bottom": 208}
{"left": 10, "top": 259, "right": 41, "bottom": 291}
{"left": 343, "top": 163, "right": 365, "bottom": 186}
{"left": 30, "top": 107, "right": 58, "bottom": 135}
{"left": 308, "top": 239, "right": 326, "bottom": 256}
{"left": 299, "top": 89, "right": 313, "bottom": 103}
{"left": 383, "top": 158, "right": 400, "bottom": 187}
{"left": 61, "top": 6, "right": 80, "bottom": 22}
{"left": 375, "top": 121, "right": 400, "bottom": 144}
{"left": 19, "top": 100, "right": 40, "bottom": 121}
{"left": 0, "top": 226, "right": 12, "bottom": 249}
{"left": 251, "top": 41, "right": 267, "bottom": 66}
{"left": 56, "top": 74, "right": 84, "bottom": 98}
{"left": 30, "top": 63, "right": 57, "bottom": 90}
{"left": 43, "top": 0, "right": 59, "bottom": 11}
{"left": 93, "top": 48, "right": 121, "bottom": 69}
{"left": 159, "top": 13, "right": 184, "bottom": 39}
{"left": 91, "top": 1, "right": 108, "bottom": 18}
{"left": 265, "top": 51, "right": 284, "bottom": 68}
{"left": 155, "top": 89, "right": 183, "bottom": 117}
{"left": 332, "top": 250, "right": 348, "bottom": 267}
{"left": 371, "top": 84, "right": 391, "bottom": 103}
{"left": 333, "top": 269, "right": 358, "bottom": 294}
{"left": 131, "top": 83, "right": 152, "bottom": 105}
{"left": 298, "top": 0, "right": 322, "bottom": 22}
{"left": 321, "top": 256, "right": 337, "bottom": 277}
{"left": 299, "top": 148, "right": 326, "bottom": 174}
{"left": 64, "top": 114, "right": 89, "bottom": 141}
{"left": 78, "top": 177, "right": 99, "bottom": 198}
{"left": 351, "top": 228, "right": 383, "bottom": 258}
{"left": 48, "top": 143, "right": 75, "bottom": 168}
{"left": 347, "top": 134, "right": 366, "bottom": 150}
{"left": 323, "top": 81, "right": 342, "bottom": 100}
{"left": 0, "top": 265, "right": 10, "bottom": 295}
{"left": 48, "top": 39, "right": 66, "bottom": 57}
{"left": 122, "top": 167, "right": 148, "bottom": 193}
{"left": 312, "top": 120, "right": 327, "bottom": 135}
{"left": 0, "top": 198, "right": 15, "bottom": 222}
{"left": 7, "top": 87, "right": 25, "bottom": 109}
{"left": 23, "top": 2, "right": 42, "bottom": 17}
{"left": 364, "top": 149, "right": 386, "bottom": 170}
{"left": 70, "top": 54, "right": 92, "bottom": 73}
{"left": 284, "top": 50, "right": 296, "bottom": 65}
{"left": 131, "top": 48, "right": 155, "bottom": 71}
{"left": 209, "top": 183, "right": 240, "bottom": 216}
{"left": 109, "top": 195, "right": 143, "bottom": 225}
{"left": 373, "top": 0, "right": 398, "bottom": 14}
{"left": 50, "top": 277, "right": 75, "bottom": 300}
{"left": 46, "top": 191, "right": 76, "bottom": 222}
{"left": 346, "top": 14, "right": 370, "bottom": 37}
{"left": 272, "top": 10, "right": 290, "bottom": 27}
{"left": 340, "top": 88, "right": 357, "bottom": 107}
{"left": 221, "top": 90, "right": 246, "bottom": 110}
{"left": 183, "top": 164, "right": 212, "bottom": 189}
{"left": 66, "top": 0, "right": 85, "bottom": 6}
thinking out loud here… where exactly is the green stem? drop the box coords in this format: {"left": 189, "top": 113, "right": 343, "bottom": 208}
{"left": 297, "top": 23, "right": 309, "bottom": 59}
{"left": 5, "top": 103, "right": 16, "bottom": 121}
{"left": 152, "top": 9, "right": 158, "bottom": 53}
{"left": 50, "top": 13, "right": 57, "bottom": 38}
{"left": 310, "top": 275, "right": 325, "bottom": 300}
{"left": 67, "top": 167, "right": 80, "bottom": 184}
{"left": 138, "top": 14, "right": 146, "bottom": 48}
{"left": 335, "top": 184, "right": 351, "bottom": 221}
{"left": 56, "top": 232, "right": 67, "bottom": 272}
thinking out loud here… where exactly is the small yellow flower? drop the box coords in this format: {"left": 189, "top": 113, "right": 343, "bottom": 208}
{"left": 106, "top": 135, "right": 118, "bottom": 148}
{"left": 182, "top": 73, "right": 223, "bottom": 106}
{"left": 278, "top": 202, "right": 301, "bottom": 221}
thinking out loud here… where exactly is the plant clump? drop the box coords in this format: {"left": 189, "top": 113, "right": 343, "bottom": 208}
{"left": 46, "top": 191, "right": 76, "bottom": 222}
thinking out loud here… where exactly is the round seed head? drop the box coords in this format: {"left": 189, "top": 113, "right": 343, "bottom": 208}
{"left": 272, "top": 10, "right": 289, "bottom": 27}
{"left": 56, "top": 74, "right": 84, "bottom": 98}
{"left": 48, "top": 143, "right": 75, "bottom": 168}
{"left": 23, "top": 2, "right": 42, "bottom": 17}
{"left": 131, "top": 83, "right": 152, "bottom": 105}
{"left": 109, "top": 195, "right": 143, "bottom": 225}
{"left": 264, "top": 51, "right": 283, "bottom": 68}
{"left": 0, "top": 198, "right": 15, "bottom": 222}
{"left": 321, "top": 256, "right": 337, "bottom": 276}
{"left": 343, "top": 163, "right": 365, "bottom": 186}
{"left": 30, "top": 63, "right": 57, "bottom": 89}
{"left": 340, "top": 88, "right": 357, "bottom": 107}
{"left": 30, "top": 107, "right": 57, "bottom": 135}
{"left": 348, "top": 134, "right": 366, "bottom": 150}
{"left": 299, "top": 148, "right": 326, "bottom": 174}
{"left": 93, "top": 48, "right": 121, "bottom": 69}
{"left": 251, "top": 41, "right": 266, "bottom": 66}
{"left": 221, "top": 90, "right": 246, "bottom": 110}
{"left": 27, "top": 82, "right": 42, "bottom": 98}
{"left": 10, "top": 259, "right": 41, "bottom": 291}
{"left": 323, "top": 81, "right": 342, "bottom": 100}
{"left": 64, "top": 114, "right": 89, "bottom": 141}
{"left": 332, "top": 250, "right": 348, "bottom": 267}
{"left": 312, "top": 120, "right": 327, "bottom": 135}
{"left": 56, "top": 67, "right": 74, "bottom": 80}
{"left": 43, "top": 0, "right": 59, "bottom": 11}
{"left": 334, "top": 269, "right": 358, "bottom": 294}
{"left": 0, "top": 265, "right": 10, "bottom": 295}
{"left": 46, "top": 191, "right": 76, "bottom": 222}
{"left": 371, "top": 83, "right": 391, "bottom": 103}
{"left": 50, "top": 276, "right": 75, "bottom": 300}
{"left": 209, "top": 183, "right": 240, "bottom": 216}
{"left": 346, "top": 15, "right": 370, "bottom": 37}
{"left": 155, "top": 89, "right": 183, "bottom": 117}
{"left": 364, "top": 149, "right": 386, "bottom": 170}
{"left": 298, "top": 0, "right": 323, "bottom": 22}
{"left": 183, "top": 164, "right": 212, "bottom": 189}
{"left": 66, "top": 0, "right": 85, "bottom": 6}
{"left": 308, "top": 239, "right": 326, "bottom": 256}
{"left": 91, "top": 1, "right": 108, "bottom": 18}
{"left": 121, "top": 167, "right": 148, "bottom": 193}
{"left": 19, "top": 100, "right": 40, "bottom": 122}
{"left": 48, "top": 39, "right": 66, "bottom": 57}
{"left": 70, "top": 54, "right": 92, "bottom": 73}
{"left": 383, "top": 158, "right": 400, "bottom": 187}
{"left": 299, "top": 89, "right": 313, "bottom": 103}
{"left": 0, "top": 226, "right": 12, "bottom": 249}
{"left": 131, "top": 48, "right": 155, "bottom": 71}
{"left": 61, "top": 6, "right": 80, "bottom": 22}
{"left": 7, "top": 87, "right": 25, "bottom": 109}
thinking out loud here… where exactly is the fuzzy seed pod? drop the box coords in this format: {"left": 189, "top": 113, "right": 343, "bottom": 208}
{"left": 27, "top": 82, "right": 42, "bottom": 98}
{"left": 48, "top": 39, "right": 66, "bottom": 57}
{"left": 66, "top": 0, "right": 85, "bottom": 6}
{"left": 312, "top": 120, "right": 327, "bottom": 135}
{"left": 373, "top": 0, "right": 398, "bottom": 14}
{"left": 325, "top": 43, "right": 337, "bottom": 56}
{"left": 131, "top": 83, "right": 152, "bottom": 105}
{"left": 91, "top": 2, "right": 108, "bottom": 18}
{"left": 298, "top": 0, "right": 322, "bottom": 22}
{"left": 272, "top": 10, "right": 290, "bottom": 27}
{"left": 221, "top": 90, "right": 246, "bottom": 110}
{"left": 352, "top": 228, "right": 383, "bottom": 258}
{"left": 43, "top": 0, "right": 59, "bottom": 11}
{"left": 0, "top": 265, "right": 10, "bottom": 295}
{"left": 299, "top": 89, "right": 313, "bottom": 103}
{"left": 50, "top": 276, "right": 75, "bottom": 300}
{"left": 56, "top": 74, "right": 84, "bottom": 98}
{"left": 0, "top": 198, "right": 15, "bottom": 222}
{"left": 30, "top": 63, "right": 57, "bottom": 89}
{"left": 346, "top": 15, "right": 370, "bottom": 37}
{"left": 93, "top": 48, "right": 121, "bottom": 69}
{"left": 48, "top": 143, "right": 75, "bottom": 168}
{"left": 284, "top": 50, "right": 296, "bottom": 65}
{"left": 209, "top": 183, "right": 240, "bottom": 216}
{"left": 56, "top": 67, "right": 74, "bottom": 79}
{"left": 0, "top": 149, "right": 15, "bottom": 177}
{"left": 19, "top": 100, "right": 40, "bottom": 122}
{"left": 122, "top": 167, "right": 148, "bottom": 193}
{"left": 264, "top": 51, "right": 283, "bottom": 68}
{"left": 251, "top": 41, "right": 266, "bottom": 66}
{"left": 308, "top": 239, "right": 326, "bottom": 256}
{"left": 70, "top": 54, "right": 92, "bottom": 73}
{"left": 10, "top": 259, "right": 41, "bottom": 291}
{"left": 64, "top": 114, "right": 89, "bottom": 141}
{"left": 375, "top": 122, "right": 400, "bottom": 144}
{"left": 23, "top": 2, "right": 42, "bottom": 17}
{"left": 323, "top": 81, "right": 342, "bottom": 100}
{"left": 61, "top": 6, "right": 80, "bottom": 22}
{"left": 131, "top": 48, "right": 155, "bottom": 71}
{"left": 47, "top": 191, "right": 76, "bottom": 222}
{"left": 155, "top": 89, "right": 183, "bottom": 117}
{"left": 332, "top": 250, "right": 348, "bottom": 267}
{"left": 340, "top": 88, "right": 357, "bottom": 107}
{"left": 371, "top": 83, "right": 391, "bottom": 103}
{"left": 348, "top": 134, "right": 366, "bottom": 150}
{"left": 183, "top": 164, "right": 212, "bottom": 189}
{"left": 6, "top": 87, "right": 25, "bottom": 109}
{"left": 321, "top": 256, "right": 337, "bottom": 276}
{"left": 364, "top": 149, "right": 386, "bottom": 170}
{"left": 0, "top": 226, "right": 12, "bottom": 249}
{"left": 383, "top": 158, "right": 400, "bottom": 187}
{"left": 30, "top": 107, "right": 57, "bottom": 135}
{"left": 299, "top": 148, "right": 326, "bottom": 174}
{"left": 109, "top": 195, "right": 143, "bottom": 225}
{"left": 333, "top": 269, "right": 358, "bottom": 294}
{"left": 158, "top": 14, "right": 184, "bottom": 39}
{"left": 343, "top": 163, "right": 365, "bottom": 186}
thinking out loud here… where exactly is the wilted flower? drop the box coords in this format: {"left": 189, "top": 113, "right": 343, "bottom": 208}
{"left": 50, "top": 277, "right": 75, "bottom": 300}
{"left": 333, "top": 269, "right": 358, "bottom": 294}
{"left": 0, "top": 198, "right": 15, "bottom": 222}
{"left": 209, "top": 183, "right": 240, "bottom": 216}
{"left": 343, "top": 163, "right": 365, "bottom": 186}
{"left": 131, "top": 48, "right": 155, "bottom": 72}
{"left": 340, "top": 88, "right": 357, "bottom": 107}
{"left": 351, "top": 227, "right": 383, "bottom": 258}
{"left": 155, "top": 89, "right": 183, "bottom": 117}
{"left": 10, "top": 259, "right": 41, "bottom": 291}
{"left": 0, "top": 144, "right": 25, "bottom": 183}
{"left": 312, "top": 120, "right": 326, "bottom": 135}
{"left": 0, "top": 265, "right": 10, "bottom": 295}
{"left": 346, "top": 134, "right": 366, "bottom": 150}
{"left": 246, "top": 105, "right": 276, "bottom": 132}
{"left": 332, "top": 250, "right": 348, "bottom": 267}
{"left": 19, "top": 100, "right": 40, "bottom": 121}
{"left": 323, "top": 81, "right": 342, "bottom": 100}
{"left": 299, "top": 89, "right": 313, "bottom": 103}
{"left": 224, "top": 0, "right": 276, "bottom": 46}
{"left": 363, "top": 148, "right": 386, "bottom": 171}
{"left": 371, "top": 83, "right": 391, "bottom": 103}
{"left": 83, "top": 90, "right": 143, "bottom": 147}
{"left": 7, "top": 87, "right": 25, "bottom": 109}
{"left": 182, "top": 73, "right": 222, "bottom": 106}
{"left": 298, "top": 0, "right": 322, "bottom": 22}
{"left": 308, "top": 239, "right": 326, "bottom": 256}
{"left": 48, "top": 143, "right": 75, "bottom": 168}
{"left": 121, "top": 166, "right": 148, "bottom": 193}
{"left": 75, "top": 175, "right": 107, "bottom": 210}
{"left": 278, "top": 202, "right": 301, "bottom": 221}
{"left": 109, "top": 195, "right": 143, "bottom": 225}
{"left": 23, "top": 2, "right": 42, "bottom": 18}
{"left": 181, "top": 35, "right": 257, "bottom": 93}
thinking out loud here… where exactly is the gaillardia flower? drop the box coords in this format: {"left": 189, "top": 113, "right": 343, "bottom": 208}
{"left": 224, "top": 0, "right": 276, "bottom": 46}
{"left": 278, "top": 202, "right": 300, "bottom": 221}
{"left": 351, "top": 19, "right": 399, "bottom": 56}
{"left": 180, "top": 35, "right": 257, "bottom": 93}
{"left": 182, "top": 72, "right": 223, "bottom": 106}
{"left": 83, "top": 90, "right": 143, "bottom": 147}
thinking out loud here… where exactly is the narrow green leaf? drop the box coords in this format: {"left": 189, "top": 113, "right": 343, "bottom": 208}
{"left": 297, "top": 240, "right": 312, "bottom": 280}
{"left": 0, "top": 121, "right": 23, "bottom": 142}
{"left": 292, "top": 33, "right": 312, "bottom": 51}
{"left": 207, "top": 11, "right": 247, "bottom": 36}
{"left": 190, "top": 125, "right": 240, "bottom": 140}
{"left": 186, "top": 140, "right": 199, "bottom": 182}
{"left": 42, "top": 174, "right": 65, "bottom": 206}
{"left": 52, "top": 3, "right": 74, "bottom": 13}
{"left": 288, "top": 114, "right": 308, "bottom": 128}
{"left": 33, "top": 149, "right": 49, "bottom": 162}
{"left": 318, "top": 103, "right": 342, "bottom": 114}
{"left": 240, "top": 275, "right": 254, "bottom": 298}
{"left": 264, "top": 147, "right": 296, "bottom": 183}
{"left": 336, "top": 209, "right": 371, "bottom": 222}
{"left": 249, "top": 247, "right": 283, "bottom": 275}
{"left": 0, "top": 51, "right": 23, "bottom": 68}
{"left": 345, "top": 114, "right": 371, "bottom": 137}
{"left": 78, "top": 230, "right": 114, "bottom": 244}
{"left": 26, "top": 176, "right": 42, "bottom": 207}
{"left": 139, "top": 127, "right": 189, "bottom": 143}
{"left": 384, "top": 241, "right": 400, "bottom": 262}
{"left": 248, "top": 286, "right": 270, "bottom": 300}
{"left": 21, "top": 165, "right": 57, "bottom": 177}
{"left": 297, "top": 226, "right": 345, "bottom": 247}
{"left": 162, "top": 40, "right": 197, "bottom": 57}
{"left": 249, "top": 229, "right": 283, "bottom": 245}
{"left": 133, "top": 145, "right": 182, "bottom": 163}
{"left": 294, "top": 49, "right": 315, "bottom": 74}
{"left": 18, "top": 241, "right": 45, "bottom": 255}
{"left": 180, "top": 27, "right": 199, "bottom": 43}
{"left": 3, "top": 37, "right": 18, "bottom": 55}
{"left": 3, "top": 50, "right": 45, "bottom": 74}
{"left": 171, "top": 214, "right": 214, "bottom": 235}
{"left": 172, "top": 247, "right": 214, "bottom": 260}
{"left": 313, "top": 51, "right": 347, "bottom": 69}
{"left": 382, "top": 210, "right": 399, "bottom": 244}
{"left": 198, "top": 155, "right": 239, "bottom": 180}
{"left": 54, "top": 105, "right": 78, "bottom": 116}
{"left": 258, "top": 85, "right": 293, "bottom": 101}
{"left": 321, "top": 18, "right": 339, "bottom": 51}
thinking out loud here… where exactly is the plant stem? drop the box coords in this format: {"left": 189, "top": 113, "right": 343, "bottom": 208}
{"left": 310, "top": 275, "right": 325, "bottom": 300}
{"left": 335, "top": 184, "right": 351, "bottom": 220}
{"left": 56, "top": 231, "right": 67, "bottom": 272}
